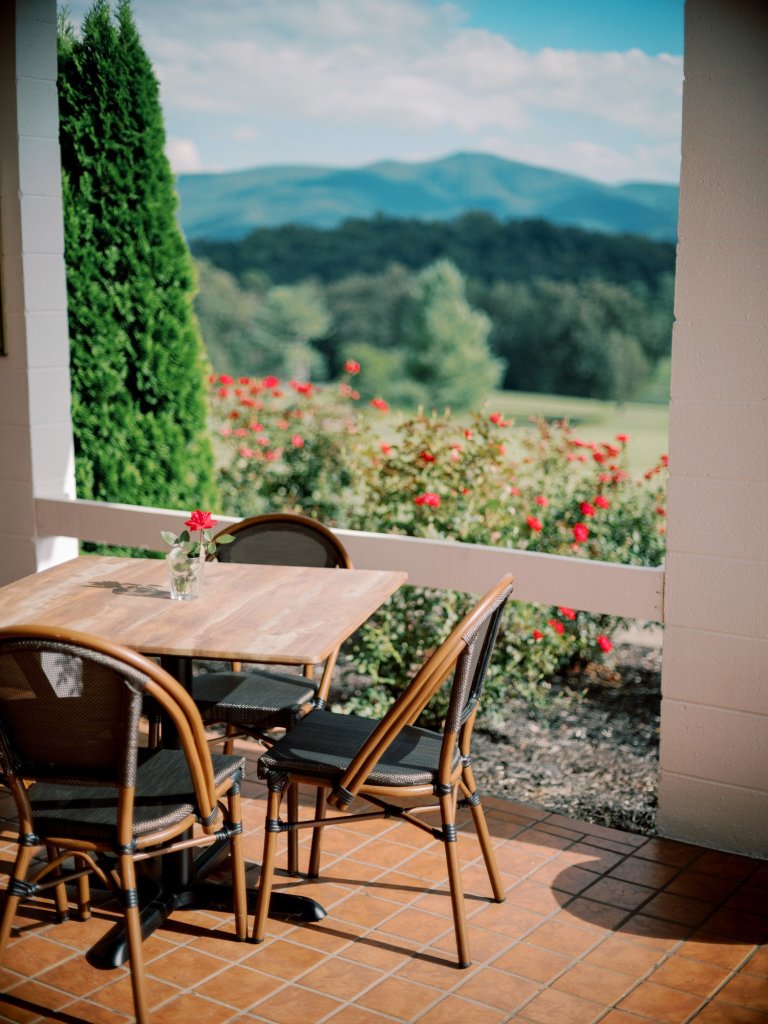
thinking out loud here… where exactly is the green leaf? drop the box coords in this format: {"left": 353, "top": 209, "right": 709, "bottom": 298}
{"left": 178, "top": 529, "right": 191, "bottom": 544}
{"left": 216, "top": 534, "right": 236, "bottom": 544}
{"left": 160, "top": 530, "right": 177, "bottom": 545}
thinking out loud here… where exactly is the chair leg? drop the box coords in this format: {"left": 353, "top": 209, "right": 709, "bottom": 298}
{"left": 287, "top": 783, "right": 300, "bottom": 876}
{"left": 119, "top": 852, "right": 150, "bottom": 1024}
{"left": 45, "top": 843, "right": 71, "bottom": 922}
{"left": 307, "top": 786, "right": 327, "bottom": 878}
{"left": 462, "top": 762, "right": 505, "bottom": 902}
{"left": 0, "top": 844, "right": 33, "bottom": 957}
{"left": 439, "top": 788, "right": 471, "bottom": 968}
{"left": 76, "top": 860, "right": 92, "bottom": 921}
{"left": 253, "top": 778, "right": 285, "bottom": 943}
{"left": 227, "top": 784, "right": 248, "bottom": 940}
{"left": 223, "top": 723, "right": 238, "bottom": 757}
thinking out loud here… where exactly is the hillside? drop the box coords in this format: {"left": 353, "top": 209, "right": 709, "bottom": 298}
{"left": 176, "top": 151, "right": 679, "bottom": 242}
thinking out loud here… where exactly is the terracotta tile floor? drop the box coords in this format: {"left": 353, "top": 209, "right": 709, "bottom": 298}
{"left": 0, "top": 739, "right": 765, "bottom": 1024}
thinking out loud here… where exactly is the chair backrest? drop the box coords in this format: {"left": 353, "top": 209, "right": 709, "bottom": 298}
{"left": 0, "top": 625, "right": 221, "bottom": 834}
{"left": 329, "top": 574, "right": 514, "bottom": 808}
{"left": 213, "top": 513, "right": 352, "bottom": 569}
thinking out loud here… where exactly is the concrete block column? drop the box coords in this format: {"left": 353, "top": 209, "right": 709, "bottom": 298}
{"left": 0, "top": 0, "right": 77, "bottom": 584}
{"left": 659, "top": 0, "right": 768, "bottom": 857}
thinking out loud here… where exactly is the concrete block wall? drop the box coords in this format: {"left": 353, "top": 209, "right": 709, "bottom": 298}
{"left": 658, "top": 0, "right": 768, "bottom": 857}
{"left": 0, "top": 0, "right": 77, "bottom": 585}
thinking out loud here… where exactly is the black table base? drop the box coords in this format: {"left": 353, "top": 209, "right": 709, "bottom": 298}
{"left": 86, "top": 654, "right": 327, "bottom": 969}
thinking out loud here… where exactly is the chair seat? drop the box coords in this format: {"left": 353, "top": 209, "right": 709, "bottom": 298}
{"left": 257, "top": 709, "right": 456, "bottom": 788}
{"left": 27, "top": 749, "right": 246, "bottom": 842}
{"left": 192, "top": 669, "right": 316, "bottom": 728}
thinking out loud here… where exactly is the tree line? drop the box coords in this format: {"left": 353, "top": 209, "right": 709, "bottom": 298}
{"left": 193, "top": 213, "right": 674, "bottom": 407}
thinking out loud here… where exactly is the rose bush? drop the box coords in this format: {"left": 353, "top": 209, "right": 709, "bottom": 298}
{"left": 209, "top": 371, "right": 668, "bottom": 716}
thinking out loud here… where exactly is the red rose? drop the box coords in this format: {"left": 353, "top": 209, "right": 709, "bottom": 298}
{"left": 420, "top": 451, "right": 436, "bottom": 463}
{"left": 185, "top": 509, "right": 217, "bottom": 533}
{"left": 532, "top": 630, "right": 544, "bottom": 641}
{"left": 549, "top": 619, "right": 565, "bottom": 635}
{"left": 594, "top": 495, "right": 610, "bottom": 509}
{"left": 526, "top": 515, "right": 543, "bottom": 532}
{"left": 344, "top": 359, "right": 361, "bottom": 375}
{"left": 379, "top": 442, "right": 392, "bottom": 455}
{"left": 597, "top": 635, "right": 613, "bottom": 653}
{"left": 558, "top": 607, "right": 576, "bottom": 620}
{"left": 262, "top": 375, "right": 279, "bottom": 388}
{"left": 580, "top": 501, "right": 595, "bottom": 517}
{"left": 414, "top": 492, "right": 441, "bottom": 508}
{"left": 535, "top": 495, "right": 549, "bottom": 507}
{"left": 615, "top": 433, "right": 629, "bottom": 443}
{"left": 490, "top": 412, "right": 509, "bottom": 426}
{"left": 573, "top": 522, "right": 589, "bottom": 543}
{"left": 371, "top": 397, "right": 389, "bottom": 412}
{"left": 291, "top": 435, "right": 305, "bottom": 448}
{"left": 218, "top": 374, "right": 234, "bottom": 386}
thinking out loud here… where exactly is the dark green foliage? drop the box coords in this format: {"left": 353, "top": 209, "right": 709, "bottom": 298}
{"left": 193, "top": 212, "right": 675, "bottom": 291}
{"left": 58, "top": 0, "right": 216, "bottom": 510}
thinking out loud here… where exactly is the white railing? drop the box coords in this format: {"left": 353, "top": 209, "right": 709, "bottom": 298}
{"left": 35, "top": 496, "right": 664, "bottom": 622}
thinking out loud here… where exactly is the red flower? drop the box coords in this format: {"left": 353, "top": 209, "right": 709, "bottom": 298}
{"left": 464, "top": 429, "right": 473, "bottom": 440}
{"left": 219, "top": 427, "right": 232, "bottom": 436}
{"left": 596, "top": 635, "right": 613, "bottom": 653}
{"left": 217, "top": 387, "right": 230, "bottom": 398}
{"left": 526, "top": 515, "right": 543, "bottom": 532}
{"left": 532, "top": 630, "right": 544, "bottom": 641}
{"left": 239, "top": 397, "right": 257, "bottom": 408}
{"left": 291, "top": 434, "right": 305, "bottom": 448}
{"left": 291, "top": 380, "right": 314, "bottom": 395}
{"left": 264, "top": 449, "right": 280, "bottom": 462}
{"left": 593, "top": 451, "right": 606, "bottom": 463}
{"left": 509, "top": 486, "right": 521, "bottom": 496}
{"left": 371, "top": 397, "right": 389, "bottom": 412}
{"left": 420, "top": 450, "right": 436, "bottom": 463}
{"left": 656, "top": 506, "right": 666, "bottom": 517}
{"left": 549, "top": 618, "right": 565, "bottom": 635}
{"left": 490, "top": 412, "right": 509, "bottom": 427}
{"left": 233, "top": 428, "right": 248, "bottom": 437}
{"left": 262, "top": 375, "right": 279, "bottom": 388}
{"left": 616, "top": 433, "right": 629, "bottom": 443}
{"left": 535, "top": 495, "right": 549, "bottom": 507}
{"left": 580, "top": 501, "right": 595, "bottom": 517}
{"left": 573, "top": 522, "right": 589, "bottom": 543}
{"left": 414, "top": 492, "right": 441, "bottom": 508}
{"left": 594, "top": 495, "right": 610, "bottom": 509}
{"left": 344, "top": 359, "right": 361, "bottom": 375}
{"left": 218, "top": 374, "right": 234, "bottom": 386}
{"left": 238, "top": 376, "right": 250, "bottom": 385}
{"left": 185, "top": 509, "right": 217, "bottom": 533}
{"left": 379, "top": 442, "right": 392, "bottom": 455}
{"left": 660, "top": 454, "right": 669, "bottom": 467}
{"left": 238, "top": 446, "right": 254, "bottom": 458}
{"left": 558, "top": 607, "right": 576, "bottom": 620}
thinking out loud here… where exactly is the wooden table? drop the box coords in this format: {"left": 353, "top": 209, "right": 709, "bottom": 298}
{"left": 0, "top": 555, "right": 407, "bottom": 963}
{"left": 0, "top": 555, "right": 407, "bottom": 670}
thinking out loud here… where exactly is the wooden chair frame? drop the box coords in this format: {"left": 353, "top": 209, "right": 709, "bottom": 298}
{"left": 0, "top": 625, "right": 248, "bottom": 1024}
{"left": 252, "top": 575, "right": 514, "bottom": 968}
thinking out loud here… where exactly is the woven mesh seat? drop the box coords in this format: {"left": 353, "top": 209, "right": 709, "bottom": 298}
{"left": 258, "top": 709, "right": 454, "bottom": 787}
{"left": 193, "top": 669, "right": 315, "bottom": 729}
{"left": 0, "top": 626, "right": 248, "bottom": 1024}
{"left": 253, "top": 575, "right": 514, "bottom": 969}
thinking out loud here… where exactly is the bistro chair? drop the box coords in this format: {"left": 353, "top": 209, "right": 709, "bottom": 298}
{"left": 252, "top": 574, "right": 514, "bottom": 968}
{"left": 0, "top": 625, "right": 248, "bottom": 1024}
{"left": 191, "top": 512, "right": 353, "bottom": 874}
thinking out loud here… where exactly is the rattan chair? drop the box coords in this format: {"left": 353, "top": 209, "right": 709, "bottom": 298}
{"left": 191, "top": 512, "right": 353, "bottom": 874}
{"left": 0, "top": 625, "right": 248, "bottom": 1024}
{"left": 252, "top": 574, "right": 514, "bottom": 968}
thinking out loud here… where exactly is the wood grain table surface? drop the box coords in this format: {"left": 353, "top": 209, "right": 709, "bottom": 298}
{"left": 0, "top": 556, "right": 407, "bottom": 665}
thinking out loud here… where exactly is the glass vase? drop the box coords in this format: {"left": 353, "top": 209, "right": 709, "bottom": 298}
{"left": 166, "top": 545, "right": 203, "bottom": 601}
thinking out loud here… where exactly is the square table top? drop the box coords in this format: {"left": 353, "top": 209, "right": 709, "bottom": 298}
{"left": 0, "top": 556, "right": 407, "bottom": 665}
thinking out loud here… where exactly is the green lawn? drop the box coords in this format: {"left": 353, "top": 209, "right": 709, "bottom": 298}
{"left": 486, "top": 391, "right": 669, "bottom": 473}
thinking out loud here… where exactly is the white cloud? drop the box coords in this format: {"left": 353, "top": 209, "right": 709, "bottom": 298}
{"left": 68, "top": 0, "right": 683, "bottom": 183}
{"left": 165, "top": 137, "right": 203, "bottom": 172}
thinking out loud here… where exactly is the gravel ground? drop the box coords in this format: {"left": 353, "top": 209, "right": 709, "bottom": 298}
{"left": 471, "top": 643, "right": 661, "bottom": 836}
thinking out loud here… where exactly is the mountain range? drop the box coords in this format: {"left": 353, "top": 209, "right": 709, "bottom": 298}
{"left": 176, "top": 151, "right": 679, "bottom": 243}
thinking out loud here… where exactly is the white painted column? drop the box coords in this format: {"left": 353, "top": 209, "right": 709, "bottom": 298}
{"left": 0, "top": 0, "right": 77, "bottom": 585}
{"left": 658, "top": 0, "right": 768, "bottom": 857}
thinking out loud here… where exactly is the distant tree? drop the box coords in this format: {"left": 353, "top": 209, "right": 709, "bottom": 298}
{"left": 254, "top": 281, "right": 330, "bottom": 380}
{"left": 58, "top": 0, "right": 216, "bottom": 510}
{"left": 194, "top": 258, "right": 263, "bottom": 375}
{"left": 398, "top": 260, "right": 503, "bottom": 410}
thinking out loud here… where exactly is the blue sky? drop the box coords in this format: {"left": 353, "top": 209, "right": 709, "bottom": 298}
{"left": 61, "top": 0, "right": 683, "bottom": 184}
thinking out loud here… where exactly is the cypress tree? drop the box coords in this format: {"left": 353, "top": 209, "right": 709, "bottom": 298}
{"left": 58, "top": 0, "right": 217, "bottom": 512}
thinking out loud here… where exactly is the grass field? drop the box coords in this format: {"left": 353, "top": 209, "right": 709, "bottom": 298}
{"left": 486, "top": 391, "right": 669, "bottom": 473}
